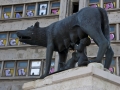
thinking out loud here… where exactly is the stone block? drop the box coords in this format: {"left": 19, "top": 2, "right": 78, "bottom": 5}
{"left": 22, "top": 63, "right": 120, "bottom": 90}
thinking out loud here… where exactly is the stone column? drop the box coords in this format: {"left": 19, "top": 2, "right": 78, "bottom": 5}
{"left": 116, "top": 57, "right": 119, "bottom": 76}
{"left": 116, "top": 0, "right": 119, "bottom": 8}
{"left": 116, "top": 24, "right": 119, "bottom": 40}
{"left": 22, "top": 4, "right": 26, "bottom": 17}
{"left": 35, "top": 2, "right": 38, "bottom": 16}
{"left": 10, "top": 5, "right": 14, "bottom": 18}
{"left": 0, "top": 7, "right": 2, "bottom": 19}
{"left": 0, "top": 61, "right": 4, "bottom": 76}
{"left": 59, "top": 0, "right": 68, "bottom": 20}
{"left": 79, "top": 0, "right": 87, "bottom": 10}
{"left": 54, "top": 52, "right": 59, "bottom": 71}
{"left": 100, "top": 0, "right": 103, "bottom": 8}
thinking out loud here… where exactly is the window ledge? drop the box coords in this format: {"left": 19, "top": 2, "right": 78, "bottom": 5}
{"left": 0, "top": 45, "right": 45, "bottom": 49}
{"left": 106, "top": 8, "right": 120, "bottom": 12}
{"left": 110, "top": 40, "right": 120, "bottom": 43}
{"left": 91, "top": 40, "right": 120, "bottom": 44}
{"left": 0, "top": 76, "right": 40, "bottom": 80}
{"left": 0, "top": 14, "right": 59, "bottom": 22}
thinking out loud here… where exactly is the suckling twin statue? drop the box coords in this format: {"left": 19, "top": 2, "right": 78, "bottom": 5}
{"left": 17, "top": 7, "right": 114, "bottom": 79}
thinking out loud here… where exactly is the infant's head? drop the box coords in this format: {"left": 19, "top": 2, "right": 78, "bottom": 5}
{"left": 80, "top": 37, "right": 91, "bottom": 46}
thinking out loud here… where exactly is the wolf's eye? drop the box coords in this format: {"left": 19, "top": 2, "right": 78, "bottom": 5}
{"left": 32, "top": 33, "right": 34, "bottom": 34}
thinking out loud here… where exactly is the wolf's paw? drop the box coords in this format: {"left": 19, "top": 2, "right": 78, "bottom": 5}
{"left": 40, "top": 74, "right": 46, "bottom": 79}
{"left": 78, "top": 61, "right": 89, "bottom": 67}
{"left": 89, "top": 59, "right": 101, "bottom": 63}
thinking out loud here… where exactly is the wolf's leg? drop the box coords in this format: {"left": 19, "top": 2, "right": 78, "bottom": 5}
{"left": 104, "top": 46, "right": 114, "bottom": 69}
{"left": 102, "top": 25, "right": 114, "bottom": 69}
{"left": 82, "top": 26, "right": 109, "bottom": 63}
{"left": 90, "top": 35, "right": 114, "bottom": 69}
{"left": 93, "top": 33, "right": 114, "bottom": 69}
{"left": 58, "top": 49, "right": 68, "bottom": 71}
{"left": 40, "top": 43, "right": 54, "bottom": 79}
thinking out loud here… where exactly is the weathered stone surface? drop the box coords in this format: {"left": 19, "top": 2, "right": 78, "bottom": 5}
{"left": 22, "top": 63, "right": 120, "bottom": 90}
{"left": 0, "top": 18, "right": 59, "bottom": 32}
{"left": 88, "top": 63, "right": 104, "bottom": 70}
{"left": 0, "top": 47, "right": 56, "bottom": 60}
{"left": 0, "top": 80, "right": 30, "bottom": 90}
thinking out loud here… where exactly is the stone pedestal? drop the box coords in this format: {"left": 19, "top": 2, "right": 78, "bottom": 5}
{"left": 22, "top": 63, "right": 120, "bottom": 90}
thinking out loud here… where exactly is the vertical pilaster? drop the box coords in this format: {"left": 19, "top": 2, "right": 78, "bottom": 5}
{"left": 66, "top": 0, "right": 70, "bottom": 17}
{"left": 116, "top": 0, "right": 119, "bottom": 8}
{"left": 0, "top": 61, "right": 4, "bottom": 77}
{"left": 0, "top": 7, "right": 2, "bottom": 19}
{"left": 116, "top": 24, "right": 119, "bottom": 41}
{"left": 116, "top": 57, "right": 119, "bottom": 76}
{"left": 79, "top": 0, "right": 87, "bottom": 10}
{"left": 54, "top": 52, "right": 59, "bottom": 71}
{"left": 47, "top": 1, "right": 50, "bottom": 15}
{"left": 26, "top": 60, "right": 30, "bottom": 76}
{"left": 35, "top": 2, "right": 38, "bottom": 16}
{"left": 13, "top": 60, "right": 16, "bottom": 77}
{"left": 10, "top": 5, "right": 14, "bottom": 18}
{"left": 22, "top": 4, "right": 26, "bottom": 17}
{"left": 100, "top": 0, "right": 103, "bottom": 8}
{"left": 59, "top": 0, "right": 67, "bottom": 20}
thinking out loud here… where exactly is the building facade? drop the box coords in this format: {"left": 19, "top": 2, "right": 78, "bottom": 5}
{"left": 0, "top": 0, "right": 120, "bottom": 90}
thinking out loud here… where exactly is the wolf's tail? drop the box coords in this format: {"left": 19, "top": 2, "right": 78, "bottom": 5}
{"left": 98, "top": 7, "right": 110, "bottom": 43}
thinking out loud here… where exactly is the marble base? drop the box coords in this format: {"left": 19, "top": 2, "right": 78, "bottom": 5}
{"left": 22, "top": 63, "right": 120, "bottom": 90}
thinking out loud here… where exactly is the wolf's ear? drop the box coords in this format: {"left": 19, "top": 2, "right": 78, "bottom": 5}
{"left": 34, "top": 22, "right": 39, "bottom": 28}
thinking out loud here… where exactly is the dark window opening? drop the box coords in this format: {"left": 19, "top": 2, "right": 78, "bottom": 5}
{"left": 73, "top": 2, "right": 79, "bottom": 13}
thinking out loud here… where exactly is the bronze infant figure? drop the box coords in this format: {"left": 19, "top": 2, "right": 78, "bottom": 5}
{"left": 64, "top": 37, "right": 91, "bottom": 70}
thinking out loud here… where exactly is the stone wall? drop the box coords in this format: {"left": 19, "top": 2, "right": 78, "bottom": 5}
{"left": 0, "top": 17, "right": 59, "bottom": 32}
{"left": 0, "top": 47, "right": 56, "bottom": 60}
{"left": 0, "top": 80, "right": 34, "bottom": 90}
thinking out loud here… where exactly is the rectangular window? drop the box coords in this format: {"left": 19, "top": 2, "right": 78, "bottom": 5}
{"left": 38, "top": 3, "right": 48, "bottom": 16}
{"left": 16, "top": 61, "right": 28, "bottom": 76}
{"left": 49, "top": 60, "right": 55, "bottom": 74}
{"left": 89, "top": 0, "right": 100, "bottom": 7}
{"left": 109, "top": 25, "right": 116, "bottom": 41}
{"left": 0, "top": 33, "right": 7, "bottom": 46}
{"left": 72, "top": 2, "right": 79, "bottom": 14}
{"left": 30, "top": 61, "right": 41, "bottom": 76}
{"left": 51, "top": 1, "right": 60, "bottom": 15}
{"left": 2, "top": 6, "right": 12, "bottom": 19}
{"left": 26, "top": 4, "right": 35, "bottom": 17}
{"left": 14, "top": 5, "right": 23, "bottom": 18}
{"left": 9, "top": 32, "right": 19, "bottom": 46}
{"left": 3, "top": 61, "right": 15, "bottom": 77}
{"left": 104, "top": 0, "right": 116, "bottom": 10}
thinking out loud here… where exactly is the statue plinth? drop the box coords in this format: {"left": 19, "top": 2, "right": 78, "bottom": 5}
{"left": 22, "top": 63, "right": 120, "bottom": 90}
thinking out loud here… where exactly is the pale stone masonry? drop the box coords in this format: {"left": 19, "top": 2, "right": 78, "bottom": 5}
{"left": 22, "top": 63, "right": 120, "bottom": 90}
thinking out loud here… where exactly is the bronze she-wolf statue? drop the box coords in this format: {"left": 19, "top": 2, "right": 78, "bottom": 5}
{"left": 17, "top": 7, "right": 114, "bottom": 79}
